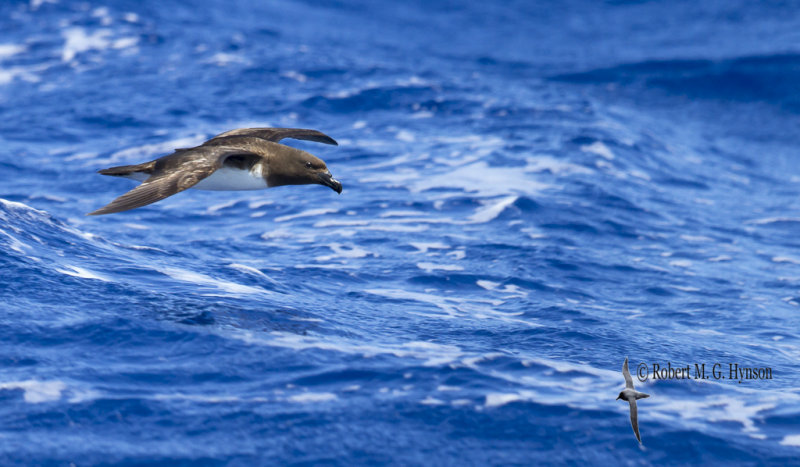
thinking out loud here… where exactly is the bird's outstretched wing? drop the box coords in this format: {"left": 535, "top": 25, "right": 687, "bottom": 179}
{"left": 629, "top": 400, "right": 641, "bottom": 443}
{"left": 204, "top": 127, "right": 338, "bottom": 146}
{"left": 89, "top": 146, "right": 259, "bottom": 215}
{"left": 623, "top": 357, "right": 634, "bottom": 389}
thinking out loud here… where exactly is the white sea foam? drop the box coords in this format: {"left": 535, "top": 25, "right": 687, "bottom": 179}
{"left": 357, "top": 224, "right": 429, "bottom": 233}
{"left": 365, "top": 288, "right": 461, "bottom": 318}
{"left": 288, "top": 392, "right": 337, "bottom": 403}
{"left": 227, "top": 263, "right": 281, "bottom": 286}
{"left": 364, "top": 288, "right": 535, "bottom": 326}
{"left": 525, "top": 156, "right": 592, "bottom": 175}
{"left": 122, "top": 223, "right": 150, "bottom": 230}
{"left": 159, "top": 267, "right": 266, "bottom": 295}
{"left": 409, "top": 242, "right": 450, "bottom": 253}
{"left": 708, "top": 255, "right": 732, "bottom": 262}
{"left": 316, "top": 243, "right": 373, "bottom": 261}
{"left": 0, "top": 380, "right": 65, "bottom": 403}
{"left": 469, "top": 196, "right": 517, "bottom": 223}
{"left": 772, "top": 257, "right": 800, "bottom": 265}
{"left": 476, "top": 280, "right": 500, "bottom": 290}
{"left": 30, "top": 0, "right": 58, "bottom": 11}
{"left": 416, "top": 262, "right": 463, "bottom": 273}
{"left": 0, "top": 228, "right": 31, "bottom": 253}
{"left": 0, "top": 198, "right": 49, "bottom": 216}
{"left": 672, "top": 285, "right": 700, "bottom": 292}
{"left": 91, "top": 7, "right": 110, "bottom": 18}
{"left": 380, "top": 210, "right": 427, "bottom": 218}
{"left": 0, "top": 63, "right": 48, "bottom": 85}
{"left": 485, "top": 391, "right": 536, "bottom": 408}
{"left": 357, "top": 152, "right": 418, "bottom": 171}
{"left": 420, "top": 396, "right": 445, "bottom": 405}
{"left": 275, "top": 208, "right": 338, "bottom": 222}
{"left": 405, "top": 161, "right": 551, "bottom": 197}
{"left": 366, "top": 217, "right": 453, "bottom": 225}
{"left": 293, "top": 263, "right": 355, "bottom": 270}
{"left": 746, "top": 217, "right": 800, "bottom": 225}
{"left": 411, "top": 111, "right": 434, "bottom": 119}
{"left": 236, "top": 331, "right": 464, "bottom": 367}
{"left": 476, "top": 281, "right": 528, "bottom": 297}
{"left": 681, "top": 235, "right": 714, "bottom": 243}
{"left": 448, "top": 249, "right": 466, "bottom": 260}
{"left": 314, "top": 216, "right": 455, "bottom": 236}
{"left": 205, "top": 52, "right": 249, "bottom": 66}
{"left": 313, "top": 219, "right": 370, "bottom": 228}
{"left": 0, "top": 200, "right": 130, "bottom": 264}
{"left": 248, "top": 199, "right": 274, "bottom": 209}
{"left": 281, "top": 71, "right": 308, "bottom": 82}
{"left": 65, "top": 151, "right": 100, "bottom": 162}
{"left": 153, "top": 393, "right": 254, "bottom": 403}
{"left": 205, "top": 199, "right": 240, "bottom": 214}
{"left": 437, "top": 385, "right": 461, "bottom": 392}
{"left": 55, "top": 265, "right": 110, "bottom": 282}
{"left": 66, "top": 388, "right": 102, "bottom": 404}
{"left": 653, "top": 396, "right": 774, "bottom": 435}
{"left": 780, "top": 434, "right": 800, "bottom": 446}
{"left": 260, "top": 228, "right": 296, "bottom": 242}
{"left": 61, "top": 27, "right": 138, "bottom": 62}
{"left": 395, "top": 130, "right": 416, "bottom": 142}
{"left": 580, "top": 141, "right": 615, "bottom": 160}
{"left": 227, "top": 263, "right": 268, "bottom": 277}
{"left": 0, "top": 44, "right": 26, "bottom": 60}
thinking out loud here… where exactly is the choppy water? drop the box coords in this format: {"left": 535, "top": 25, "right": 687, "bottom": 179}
{"left": 2, "top": 0, "right": 800, "bottom": 464}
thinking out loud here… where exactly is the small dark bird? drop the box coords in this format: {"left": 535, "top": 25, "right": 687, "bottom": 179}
{"left": 88, "top": 127, "right": 342, "bottom": 215}
{"left": 616, "top": 357, "right": 650, "bottom": 444}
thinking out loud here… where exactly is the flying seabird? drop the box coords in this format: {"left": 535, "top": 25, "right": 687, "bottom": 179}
{"left": 616, "top": 357, "right": 650, "bottom": 444}
{"left": 88, "top": 127, "right": 342, "bottom": 215}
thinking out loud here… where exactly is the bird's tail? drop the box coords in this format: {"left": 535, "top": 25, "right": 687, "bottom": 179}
{"left": 97, "top": 161, "right": 156, "bottom": 177}
{"left": 637, "top": 392, "right": 650, "bottom": 399}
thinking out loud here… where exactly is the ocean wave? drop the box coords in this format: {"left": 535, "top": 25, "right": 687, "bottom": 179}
{"left": 552, "top": 53, "right": 800, "bottom": 110}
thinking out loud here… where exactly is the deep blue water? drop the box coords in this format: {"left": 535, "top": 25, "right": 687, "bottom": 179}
{"left": 1, "top": 0, "right": 800, "bottom": 464}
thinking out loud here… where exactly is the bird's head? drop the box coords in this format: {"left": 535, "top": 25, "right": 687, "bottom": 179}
{"left": 616, "top": 391, "right": 624, "bottom": 400}
{"left": 269, "top": 146, "right": 342, "bottom": 194}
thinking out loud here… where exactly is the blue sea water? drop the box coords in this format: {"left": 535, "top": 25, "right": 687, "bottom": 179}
{"left": 1, "top": 0, "right": 800, "bottom": 464}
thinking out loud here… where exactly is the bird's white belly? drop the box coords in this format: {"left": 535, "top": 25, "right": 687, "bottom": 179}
{"left": 192, "top": 167, "right": 269, "bottom": 191}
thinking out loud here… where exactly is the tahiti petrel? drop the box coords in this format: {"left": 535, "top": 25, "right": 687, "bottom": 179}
{"left": 88, "top": 127, "right": 341, "bottom": 215}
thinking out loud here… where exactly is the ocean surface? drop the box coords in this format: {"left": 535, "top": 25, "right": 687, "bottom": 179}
{"left": 1, "top": 0, "right": 799, "bottom": 464}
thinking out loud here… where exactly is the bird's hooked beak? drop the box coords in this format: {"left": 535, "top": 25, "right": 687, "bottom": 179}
{"left": 616, "top": 395, "right": 621, "bottom": 400}
{"left": 318, "top": 171, "right": 343, "bottom": 194}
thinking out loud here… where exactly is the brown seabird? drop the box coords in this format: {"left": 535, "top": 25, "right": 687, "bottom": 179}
{"left": 88, "top": 127, "right": 342, "bottom": 215}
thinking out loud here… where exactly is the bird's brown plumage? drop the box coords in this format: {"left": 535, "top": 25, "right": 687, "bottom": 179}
{"left": 206, "top": 127, "right": 338, "bottom": 146}
{"left": 89, "top": 128, "right": 341, "bottom": 216}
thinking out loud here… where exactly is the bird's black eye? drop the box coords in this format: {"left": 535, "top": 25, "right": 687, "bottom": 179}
{"left": 305, "top": 162, "right": 313, "bottom": 169}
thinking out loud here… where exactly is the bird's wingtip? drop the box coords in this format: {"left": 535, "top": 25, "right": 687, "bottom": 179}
{"left": 86, "top": 207, "right": 108, "bottom": 216}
